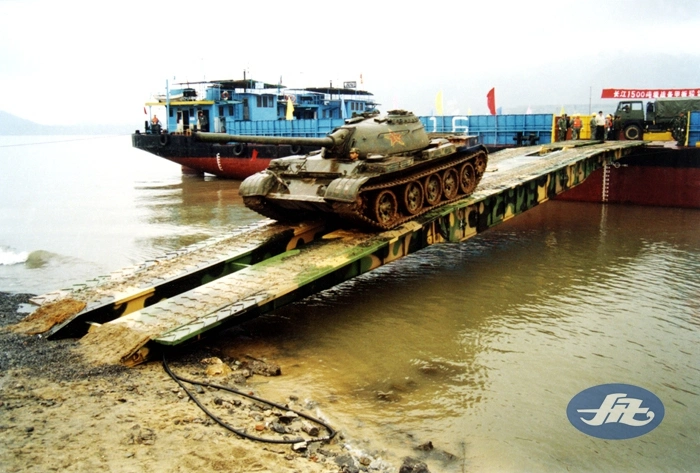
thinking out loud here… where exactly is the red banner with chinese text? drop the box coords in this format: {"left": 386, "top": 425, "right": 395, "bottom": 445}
{"left": 601, "top": 88, "right": 700, "bottom": 99}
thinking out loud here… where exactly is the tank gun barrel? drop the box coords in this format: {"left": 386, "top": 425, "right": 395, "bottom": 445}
{"left": 195, "top": 132, "right": 336, "bottom": 148}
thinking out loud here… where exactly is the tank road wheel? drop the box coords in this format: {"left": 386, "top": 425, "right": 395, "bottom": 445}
{"left": 474, "top": 153, "right": 487, "bottom": 177}
{"left": 372, "top": 190, "right": 398, "bottom": 226}
{"left": 624, "top": 125, "right": 642, "bottom": 140}
{"left": 402, "top": 181, "right": 424, "bottom": 215}
{"left": 424, "top": 173, "right": 442, "bottom": 206}
{"left": 442, "top": 168, "right": 459, "bottom": 200}
{"left": 459, "top": 162, "right": 477, "bottom": 195}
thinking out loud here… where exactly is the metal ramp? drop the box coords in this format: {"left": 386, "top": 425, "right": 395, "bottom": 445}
{"left": 16, "top": 140, "right": 645, "bottom": 365}
{"left": 17, "top": 220, "right": 329, "bottom": 338}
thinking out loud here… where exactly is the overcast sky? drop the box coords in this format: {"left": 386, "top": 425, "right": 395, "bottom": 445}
{"left": 1, "top": 0, "right": 698, "bottom": 126}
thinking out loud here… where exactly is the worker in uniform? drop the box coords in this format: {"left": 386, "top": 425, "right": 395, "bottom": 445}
{"left": 589, "top": 114, "right": 597, "bottom": 140}
{"left": 557, "top": 114, "right": 568, "bottom": 141}
{"left": 613, "top": 115, "right": 622, "bottom": 140}
{"left": 571, "top": 115, "right": 582, "bottom": 140}
{"left": 605, "top": 114, "right": 614, "bottom": 140}
{"left": 672, "top": 112, "right": 687, "bottom": 143}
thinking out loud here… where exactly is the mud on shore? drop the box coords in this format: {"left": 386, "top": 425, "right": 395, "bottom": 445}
{"left": 0, "top": 292, "right": 414, "bottom": 473}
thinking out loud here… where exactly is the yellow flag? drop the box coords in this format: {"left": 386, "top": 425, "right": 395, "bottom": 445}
{"left": 286, "top": 97, "right": 294, "bottom": 121}
{"left": 435, "top": 91, "right": 443, "bottom": 116}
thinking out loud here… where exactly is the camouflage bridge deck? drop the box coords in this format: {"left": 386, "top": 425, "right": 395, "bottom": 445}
{"left": 16, "top": 140, "right": 644, "bottom": 365}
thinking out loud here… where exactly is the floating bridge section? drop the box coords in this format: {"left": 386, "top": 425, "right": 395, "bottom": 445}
{"left": 18, "top": 140, "right": 644, "bottom": 365}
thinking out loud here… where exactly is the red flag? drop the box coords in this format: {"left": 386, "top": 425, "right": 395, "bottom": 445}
{"left": 143, "top": 107, "right": 147, "bottom": 114}
{"left": 486, "top": 88, "right": 496, "bottom": 115}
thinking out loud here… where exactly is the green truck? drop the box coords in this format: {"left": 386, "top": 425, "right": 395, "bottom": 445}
{"left": 615, "top": 98, "right": 700, "bottom": 140}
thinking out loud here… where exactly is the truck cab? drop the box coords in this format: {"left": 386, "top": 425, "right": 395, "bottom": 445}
{"left": 615, "top": 101, "right": 645, "bottom": 140}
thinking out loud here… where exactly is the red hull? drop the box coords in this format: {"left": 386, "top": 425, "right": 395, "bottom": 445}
{"left": 557, "top": 147, "right": 700, "bottom": 208}
{"left": 131, "top": 133, "right": 317, "bottom": 180}
{"left": 166, "top": 156, "right": 272, "bottom": 180}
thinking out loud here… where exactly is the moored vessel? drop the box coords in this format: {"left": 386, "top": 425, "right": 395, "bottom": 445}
{"left": 132, "top": 77, "right": 378, "bottom": 179}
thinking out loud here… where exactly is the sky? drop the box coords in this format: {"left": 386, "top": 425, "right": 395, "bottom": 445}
{"left": 1, "top": 0, "right": 699, "bottom": 126}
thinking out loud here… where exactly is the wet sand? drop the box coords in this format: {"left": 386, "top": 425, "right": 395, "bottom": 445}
{"left": 0, "top": 293, "right": 402, "bottom": 473}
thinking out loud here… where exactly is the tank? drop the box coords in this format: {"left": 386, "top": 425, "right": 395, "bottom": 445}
{"left": 197, "top": 110, "right": 488, "bottom": 230}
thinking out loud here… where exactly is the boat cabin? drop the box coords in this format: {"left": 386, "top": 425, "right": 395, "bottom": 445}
{"left": 144, "top": 78, "right": 378, "bottom": 137}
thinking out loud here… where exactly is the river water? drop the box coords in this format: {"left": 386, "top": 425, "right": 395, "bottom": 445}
{"left": 1, "top": 135, "right": 699, "bottom": 471}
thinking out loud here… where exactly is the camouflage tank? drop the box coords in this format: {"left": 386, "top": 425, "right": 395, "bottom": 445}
{"left": 196, "top": 110, "right": 488, "bottom": 230}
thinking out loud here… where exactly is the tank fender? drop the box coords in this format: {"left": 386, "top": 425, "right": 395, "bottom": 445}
{"left": 239, "top": 171, "right": 280, "bottom": 197}
{"left": 324, "top": 177, "right": 371, "bottom": 202}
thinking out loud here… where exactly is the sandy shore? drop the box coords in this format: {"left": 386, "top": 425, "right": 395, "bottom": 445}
{"left": 0, "top": 293, "right": 426, "bottom": 473}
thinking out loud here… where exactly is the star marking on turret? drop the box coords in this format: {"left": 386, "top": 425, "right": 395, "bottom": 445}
{"left": 385, "top": 132, "right": 405, "bottom": 147}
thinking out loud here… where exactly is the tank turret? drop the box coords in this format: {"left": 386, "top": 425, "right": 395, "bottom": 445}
{"left": 234, "top": 110, "right": 488, "bottom": 230}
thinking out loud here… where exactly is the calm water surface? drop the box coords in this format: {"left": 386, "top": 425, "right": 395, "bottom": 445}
{"left": 1, "top": 136, "right": 699, "bottom": 471}
{"left": 0, "top": 135, "right": 260, "bottom": 292}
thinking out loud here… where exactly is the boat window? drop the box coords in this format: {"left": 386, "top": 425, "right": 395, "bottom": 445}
{"left": 256, "top": 95, "right": 274, "bottom": 108}
{"left": 218, "top": 106, "right": 224, "bottom": 116}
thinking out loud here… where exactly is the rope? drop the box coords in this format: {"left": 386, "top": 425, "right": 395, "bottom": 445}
{"left": 162, "top": 354, "right": 336, "bottom": 445}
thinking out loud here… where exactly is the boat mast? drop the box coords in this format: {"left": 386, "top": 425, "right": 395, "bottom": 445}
{"left": 165, "top": 79, "right": 170, "bottom": 132}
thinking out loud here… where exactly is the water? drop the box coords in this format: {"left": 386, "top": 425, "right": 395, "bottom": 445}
{"left": 1, "top": 136, "right": 699, "bottom": 471}
{"left": 0, "top": 135, "right": 260, "bottom": 293}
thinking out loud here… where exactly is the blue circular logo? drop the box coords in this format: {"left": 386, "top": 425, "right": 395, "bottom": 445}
{"left": 567, "top": 384, "right": 664, "bottom": 439}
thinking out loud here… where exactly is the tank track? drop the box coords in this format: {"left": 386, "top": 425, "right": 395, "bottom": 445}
{"left": 332, "top": 148, "right": 488, "bottom": 231}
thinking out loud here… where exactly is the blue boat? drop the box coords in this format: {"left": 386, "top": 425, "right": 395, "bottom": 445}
{"left": 132, "top": 78, "right": 380, "bottom": 179}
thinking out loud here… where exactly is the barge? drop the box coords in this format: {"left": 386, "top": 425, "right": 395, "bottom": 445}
{"left": 556, "top": 143, "right": 700, "bottom": 208}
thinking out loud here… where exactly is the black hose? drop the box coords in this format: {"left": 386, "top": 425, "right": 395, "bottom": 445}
{"left": 162, "top": 354, "right": 336, "bottom": 445}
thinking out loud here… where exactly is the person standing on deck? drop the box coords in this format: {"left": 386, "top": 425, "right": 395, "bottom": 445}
{"left": 197, "top": 111, "right": 208, "bottom": 132}
{"left": 572, "top": 115, "right": 582, "bottom": 140}
{"left": 605, "top": 114, "right": 614, "bottom": 140}
{"left": 673, "top": 112, "right": 687, "bottom": 142}
{"left": 589, "top": 114, "right": 597, "bottom": 139}
{"left": 595, "top": 111, "right": 606, "bottom": 141}
{"left": 613, "top": 115, "right": 621, "bottom": 140}
{"left": 151, "top": 115, "right": 161, "bottom": 134}
{"left": 557, "top": 114, "right": 568, "bottom": 141}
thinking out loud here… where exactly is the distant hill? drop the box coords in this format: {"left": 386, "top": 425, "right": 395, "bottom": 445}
{"left": 0, "top": 111, "right": 132, "bottom": 135}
